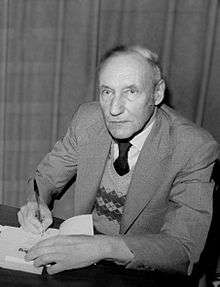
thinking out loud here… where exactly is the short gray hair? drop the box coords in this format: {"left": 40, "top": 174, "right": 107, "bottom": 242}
{"left": 98, "top": 45, "right": 162, "bottom": 85}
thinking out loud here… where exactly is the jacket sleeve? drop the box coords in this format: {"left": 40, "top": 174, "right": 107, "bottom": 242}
{"left": 122, "top": 140, "right": 219, "bottom": 274}
{"left": 26, "top": 107, "right": 81, "bottom": 204}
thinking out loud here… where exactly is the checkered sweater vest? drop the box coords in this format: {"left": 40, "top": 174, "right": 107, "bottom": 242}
{"left": 92, "top": 150, "right": 133, "bottom": 235}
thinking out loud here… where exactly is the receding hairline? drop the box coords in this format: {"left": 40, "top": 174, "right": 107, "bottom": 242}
{"left": 98, "top": 45, "right": 162, "bottom": 84}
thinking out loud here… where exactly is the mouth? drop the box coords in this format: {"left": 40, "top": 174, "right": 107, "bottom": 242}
{"left": 107, "top": 121, "right": 129, "bottom": 128}
{"left": 107, "top": 119, "right": 129, "bottom": 124}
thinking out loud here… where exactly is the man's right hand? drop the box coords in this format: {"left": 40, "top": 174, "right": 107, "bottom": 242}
{"left": 17, "top": 201, "right": 53, "bottom": 234}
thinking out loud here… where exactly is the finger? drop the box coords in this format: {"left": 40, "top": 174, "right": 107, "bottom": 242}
{"left": 20, "top": 202, "right": 52, "bottom": 234}
{"left": 41, "top": 215, "right": 52, "bottom": 231}
{"left": 26, "top": 245, "right": 52, "bottom": 261}
{"left": 32, "top": 252, "right": 59, "bottom": 267}
{"left": 18, "top": 206, "right": 29, "bottom": 225}
{"left": 23, "top": 215, "right": 43, "bottom": 234}
{"left": 18, "top": 206, "right": 42, "bottom": 234}
{"left": 17, "top": 210, "right": 24, "bottom": 226}
{"left": 31, "top": 236, "right": 60, "bottom": 250}
{"left": 34, "top": 203, "right": 52, "bottom": 230}
{"left": 47, "top": 260, "right": 92, "bottom": 274}
{"left": 26, "top": 239, "right": 66, "bottom": 261}
{"left": 46, "top": 262, "right": 64, "bottom": 274}
{"left": 23, "top": 203, "right": 42, "bottom": 226}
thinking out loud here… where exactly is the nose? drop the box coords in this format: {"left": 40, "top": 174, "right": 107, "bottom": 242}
{"left": 110, "top": 95, "right": 124, "bottom": 116}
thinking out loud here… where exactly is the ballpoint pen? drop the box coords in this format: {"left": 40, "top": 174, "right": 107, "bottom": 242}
{"left": 41, "top": 265, "right": 48, "bottom": 279}
{"left": 33, "top": 178, "right": 44, "bottom": 234}
{"left": 34, "top": 179, "right": 48, "bottom": 276}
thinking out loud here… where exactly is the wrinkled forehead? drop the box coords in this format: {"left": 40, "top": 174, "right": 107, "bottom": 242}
{"left": 98, "top": 53, "right": 154, "bottom": 86}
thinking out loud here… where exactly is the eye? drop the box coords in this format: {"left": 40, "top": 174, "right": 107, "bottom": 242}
{"left": 124, "top": 87, "right": 138, "bottom": 99}
{"left": 100, "top": 89, "right": 112, "bottom": 97}
{"left": 129, "top": 88, "right": 136, "bottom": 94}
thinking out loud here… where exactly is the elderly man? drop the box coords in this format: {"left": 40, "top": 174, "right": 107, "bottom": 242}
{"left": 18, "top": 45, "right": 219, "bottom": 275}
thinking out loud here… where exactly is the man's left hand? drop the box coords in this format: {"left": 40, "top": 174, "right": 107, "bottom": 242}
{"left": 25, "top": 235, "right": 107, "bottom": 274}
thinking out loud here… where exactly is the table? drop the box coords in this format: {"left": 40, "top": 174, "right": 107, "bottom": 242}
{"left": 0, "top": 204, "right": 197, "bottom": 287}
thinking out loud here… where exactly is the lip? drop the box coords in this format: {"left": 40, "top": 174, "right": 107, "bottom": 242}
{"left": 107, "top": 121, "right": 129, "bottom": 126}
{"left": 107, "top": 119, "right": 129, "bottom": 123}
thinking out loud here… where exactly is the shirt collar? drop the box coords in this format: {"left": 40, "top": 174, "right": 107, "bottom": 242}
{"left": 130, "top": 109, "right": 156, "bottom": 152}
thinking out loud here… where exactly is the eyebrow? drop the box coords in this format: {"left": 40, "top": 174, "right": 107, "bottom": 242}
{"left": 124, "top": 85, "right": 138, "bottom": 90}
{"left": 99, "top": 85, "right": 112, "bottom": 89}
{"left": 99, "top": 84, "right": 138, "bottom": 90}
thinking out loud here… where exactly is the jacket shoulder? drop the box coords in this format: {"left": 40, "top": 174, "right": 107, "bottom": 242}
{"left": 77, "top": 101, "right": 102, "bottom": 120}
{"left": 69, "top": 101, "right": 105, "bottom": 139}
{"left": 71, "top": 101, "right": 103, "bottom": 126}
{"left": 160, "top": 105, "right": 218, "bottom": 147}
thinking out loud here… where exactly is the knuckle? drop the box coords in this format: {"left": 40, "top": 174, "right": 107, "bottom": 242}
{"left": 20, "top": 206, "right": 25, "bottom": 212}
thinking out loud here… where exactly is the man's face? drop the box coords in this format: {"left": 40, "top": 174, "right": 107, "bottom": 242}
{"left": 99, "top": 53, "right": 157, "bottom": 139}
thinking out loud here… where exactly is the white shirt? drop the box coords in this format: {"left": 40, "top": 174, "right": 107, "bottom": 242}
{"left": 113, "top": 115, "right": 155, "bottom": 169}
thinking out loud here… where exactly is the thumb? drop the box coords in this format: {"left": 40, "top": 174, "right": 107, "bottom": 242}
{"left": 41, "top": 214, "right": 53, "bottom": 230}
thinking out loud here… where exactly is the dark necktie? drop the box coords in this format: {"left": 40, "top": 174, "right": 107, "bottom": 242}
{"left": 113, "top": 141, "right": 132, "bottom": 176}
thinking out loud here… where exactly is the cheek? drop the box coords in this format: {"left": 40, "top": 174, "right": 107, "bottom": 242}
{"left": 129, "top": 104, "right": 153, "bottom": 126}
{"left": 127, "top": 102, "right": 145, "bottom": 119}
{"left": 100, "top": 101, "right": 109, "bottom": 114}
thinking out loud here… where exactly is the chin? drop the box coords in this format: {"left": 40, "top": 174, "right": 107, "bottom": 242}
{"left": 109, "top": 130, "right": 132, "bottom": 140}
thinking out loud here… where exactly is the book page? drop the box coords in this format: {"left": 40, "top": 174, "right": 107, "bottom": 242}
{"left": 59, "top": 214, "right": 93, "bottom": 235}
{"left": 0, "top": 214, "right": 93, "bottom": 274}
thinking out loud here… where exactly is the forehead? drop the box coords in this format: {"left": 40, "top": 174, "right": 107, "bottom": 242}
{"left": 99, "top": 53, "right": 153, "bottom": 86}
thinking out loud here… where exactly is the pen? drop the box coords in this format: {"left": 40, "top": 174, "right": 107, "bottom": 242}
{"left": 41, "top": 265, "right": 48, "bottom": 279}
{"left": 33, "top": 178, "right": 43, "bottom": 226}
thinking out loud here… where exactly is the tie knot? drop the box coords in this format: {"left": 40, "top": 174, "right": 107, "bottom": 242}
{"left": 117, "top": 141, "right": 132, "bottom": 157}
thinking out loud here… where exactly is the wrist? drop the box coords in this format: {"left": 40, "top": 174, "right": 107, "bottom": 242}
{"left": 94, "top": 235, "right": 113, "bottom": 260}
{"left": 95, "top": 235, "right": 134, "bottom": 264}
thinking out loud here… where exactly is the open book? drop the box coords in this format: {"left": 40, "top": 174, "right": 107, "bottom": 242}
{"left": 0, "top": 214, "right": 93, "bottom": 274}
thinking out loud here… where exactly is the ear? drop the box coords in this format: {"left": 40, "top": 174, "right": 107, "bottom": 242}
{"left": 153, "top": 79, "right": 165, "bottom": 106}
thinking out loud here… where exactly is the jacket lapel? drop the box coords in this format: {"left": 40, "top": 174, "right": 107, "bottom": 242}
{"left": 74, "top": 123, "right": 111, "bottom": 215}
{"left": 120, "top": 109, "right": 171, "bottom": 234}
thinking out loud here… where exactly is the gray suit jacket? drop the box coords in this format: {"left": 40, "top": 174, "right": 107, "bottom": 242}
{"left": 30, "top": 102, "right": 219, "bottom": 274}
